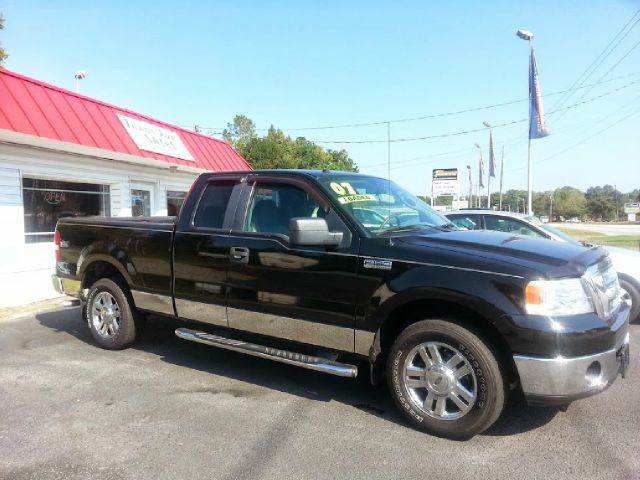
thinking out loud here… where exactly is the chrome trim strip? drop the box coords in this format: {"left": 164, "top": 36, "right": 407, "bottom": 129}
{"left": 228, "top": 307, "right": 353, "bottom": 352}
{"left": 131, "top": 290, "right": 174, "bottom": 316}
{"left": 175, "top": 298, "right": 227, "bottom": 327}
{"left": 354, "top": 329, "right": 376, "bottom": 356}
{"left": 175, "top": 328, "right": 358, "bottom": 378}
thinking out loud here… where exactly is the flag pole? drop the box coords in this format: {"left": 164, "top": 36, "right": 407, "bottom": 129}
{"left": 526, "top": 39, "right": 533, "bottom": 215}
{"left": 487, "top": 169, "right": 491, "bottom": 210}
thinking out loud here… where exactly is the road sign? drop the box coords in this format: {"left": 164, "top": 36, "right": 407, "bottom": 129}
{"left": 432, "top": 168, "right": 459, "bottom": 197}
{"left": 624, "top": 203, "right": 640, "bottom": 214}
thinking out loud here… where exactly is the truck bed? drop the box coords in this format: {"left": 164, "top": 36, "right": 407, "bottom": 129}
{"left": 56, "top": 216, "right": 177, "bottom": 300}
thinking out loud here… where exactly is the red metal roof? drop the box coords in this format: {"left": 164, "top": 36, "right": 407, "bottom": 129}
{"left": 0, "top": 68, "right": 250, "bottom": 172}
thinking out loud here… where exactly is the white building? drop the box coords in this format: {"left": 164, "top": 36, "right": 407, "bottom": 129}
{"left": 0, "top": 69, "right": 250, "bottom": 307}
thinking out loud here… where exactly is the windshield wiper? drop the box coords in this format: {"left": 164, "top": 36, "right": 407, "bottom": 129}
{"left": 377, "top": 224, "right": 436, "bottom": 235}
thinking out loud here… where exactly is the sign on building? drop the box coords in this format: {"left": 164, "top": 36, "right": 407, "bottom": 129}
{"left": 432, "top": 168, "right": 459, "bottom": 197}
{"left": 117, "top": 114, "right": 194, "bottom": 161}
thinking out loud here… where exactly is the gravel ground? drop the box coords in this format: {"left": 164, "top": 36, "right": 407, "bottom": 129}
{"left": 1, "top": 305, "right": 638, "bottom": 480}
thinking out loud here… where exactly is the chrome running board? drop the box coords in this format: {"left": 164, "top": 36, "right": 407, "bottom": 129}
{"left": 175, "top": 328, "right": 358, "bottom": 378}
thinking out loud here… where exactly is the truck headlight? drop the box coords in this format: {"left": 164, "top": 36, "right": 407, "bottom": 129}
{"left": 525, "top": 278, "right": 594, "bottom": 316}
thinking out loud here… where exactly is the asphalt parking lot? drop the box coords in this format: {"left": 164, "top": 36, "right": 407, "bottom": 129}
{"left": 1, "top": 305, "right": 639, "bottom": 480}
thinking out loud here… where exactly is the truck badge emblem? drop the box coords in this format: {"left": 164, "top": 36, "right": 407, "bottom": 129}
{"left": 363, "top": 258, "right": 392, "bottom": 270}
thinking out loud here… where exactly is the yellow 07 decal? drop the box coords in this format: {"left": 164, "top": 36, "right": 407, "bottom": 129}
{"left": 330, "top": 182, "right": 358, "bottom": 195}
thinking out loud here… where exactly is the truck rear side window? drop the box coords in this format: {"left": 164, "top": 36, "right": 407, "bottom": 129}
{"left": 193, "top": 181, "right": 237, "bottom": 230}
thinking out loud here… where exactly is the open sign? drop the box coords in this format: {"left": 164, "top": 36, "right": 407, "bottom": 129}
{"left": 42, "top": 191, "right": 66, "bottom": 205}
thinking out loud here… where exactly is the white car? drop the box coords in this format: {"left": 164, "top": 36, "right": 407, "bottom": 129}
{"left": 445, "top": 210, "right": 640, "bottom": 323}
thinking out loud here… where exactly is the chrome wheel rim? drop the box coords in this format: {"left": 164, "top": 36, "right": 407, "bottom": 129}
{"left": 402, "top": 341, "right": 477, "bottom": 421}
{"left": 91, "top": 291, "right": 121, "bottom": 338}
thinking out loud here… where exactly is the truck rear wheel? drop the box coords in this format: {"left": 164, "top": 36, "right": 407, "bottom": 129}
{"left": 387, "top": 319, "right": 506, "bottom": 439}
{"left": 84, "top": 278, "right": 140, "bottom": 349}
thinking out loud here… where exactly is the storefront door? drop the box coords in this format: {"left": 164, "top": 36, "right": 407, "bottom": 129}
{"left": 131, "top": 182, "right": 154, "bottom": 217}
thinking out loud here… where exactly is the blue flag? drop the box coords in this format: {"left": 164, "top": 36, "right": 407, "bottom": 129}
{"left": 478, "top": 151, "right": 485, "bottom": 188}
{"left": 488, "top": 131, "right": 496, "bottom": 178}
{"left": 529, "top": 48, "right": 550, "bottom": 139}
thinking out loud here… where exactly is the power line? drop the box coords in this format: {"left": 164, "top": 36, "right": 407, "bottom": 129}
{"left": 364, "top": 93, "right": 640, "bottom": 172}
{"left": 506, "top": 104, "right": 640, "bottom": 173}
{"left": 309, "top": 78, "right": 640, "bottom": 144}
{"left": 178, "top": 71, "right": 640, "bottom": 134}
{"left": 550, "top": 9, "right": 640, "bottom": 114}
{"left": 552, "top": 37, "right": 640, "bottom": 126}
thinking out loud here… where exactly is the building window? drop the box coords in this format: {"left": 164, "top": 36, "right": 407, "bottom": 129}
{"left": 167, "top": 190, "right": 187, "bottom": 216}
{"left": 22, "top": 178, "right": 110, "bottom": 243}
{"left": 131, "top": 189, "right": 151, "bottom": 217}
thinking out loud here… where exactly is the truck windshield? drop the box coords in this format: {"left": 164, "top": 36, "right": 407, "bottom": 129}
{"left": 318, "top": 175, "right": 451, "bottom": 235}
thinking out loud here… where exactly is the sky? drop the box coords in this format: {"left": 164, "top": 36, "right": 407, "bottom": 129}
{"left": 2, "top": 0, "right": 639, "bottom": 196}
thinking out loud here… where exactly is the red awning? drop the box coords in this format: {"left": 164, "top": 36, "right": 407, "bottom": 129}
{"left": 0, "top": 68, "right": 250, "bottom": 172}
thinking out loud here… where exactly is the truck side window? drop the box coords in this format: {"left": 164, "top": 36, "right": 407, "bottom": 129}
{"left": 193, "top": 181, "right": 237, "bottom": 229}
{"left": 244, "top": 183, "right": 323, "bottom": 236}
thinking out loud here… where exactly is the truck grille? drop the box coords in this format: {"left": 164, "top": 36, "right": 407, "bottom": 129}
{"left": 584, "top": 256, "right": 621, "bottom": 322}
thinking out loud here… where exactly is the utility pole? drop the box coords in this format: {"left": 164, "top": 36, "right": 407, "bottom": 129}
{"left": 499, "top": 146, "right": 505, "bottom": 211}
{"left": 467, "top": 165, "right": 472, "bottom": 209}
{"left": 549, "top": 191, "right": 554, "bottom": 221}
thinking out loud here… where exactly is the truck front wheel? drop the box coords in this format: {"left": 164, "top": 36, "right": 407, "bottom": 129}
{"left": 387, "top": 319, "right": 506, "bottom": 439}
{"left": 84, "top": 278, "right": 140, "bottom": 350}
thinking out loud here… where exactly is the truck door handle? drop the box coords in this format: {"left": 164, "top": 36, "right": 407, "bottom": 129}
{"left": 229, "top": 246, "right": 249, "bottom": 264}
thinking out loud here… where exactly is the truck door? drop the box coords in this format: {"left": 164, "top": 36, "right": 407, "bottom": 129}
{"left": 172, "top": 176, "right": 244, "bottom": 327}
{"left": 225, "top": 176, "right": 360, "bottom": 352}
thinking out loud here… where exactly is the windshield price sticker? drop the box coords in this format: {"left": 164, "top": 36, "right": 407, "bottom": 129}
{"left": 337, "top": 194, "right": 376, "bottom": 204}
{"left": 330, "top": 182, "right": 358, "bottom": 195}
{"left": 330, "top": 181, "right": 376, "bottom": 203}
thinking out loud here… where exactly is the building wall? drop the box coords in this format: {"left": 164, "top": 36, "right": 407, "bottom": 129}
{"left": 0, "top": 143, "right": 199, "bottom": 307}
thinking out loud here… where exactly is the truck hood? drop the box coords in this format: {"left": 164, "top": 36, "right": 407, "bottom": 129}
{"left": 393, "top": 229, "right": 607, "bottom": 278}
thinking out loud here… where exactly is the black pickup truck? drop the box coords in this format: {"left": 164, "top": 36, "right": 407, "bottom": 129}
{"left": 52, "top": 170, "right": 631, "bottom": 438}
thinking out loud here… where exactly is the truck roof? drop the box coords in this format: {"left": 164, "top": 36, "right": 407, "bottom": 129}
{"left": 202, "top": 169, "right": 380, "bottom": 180}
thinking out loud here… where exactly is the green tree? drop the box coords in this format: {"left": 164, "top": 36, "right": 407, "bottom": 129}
{"left": 222, "top": 115, "right": 256, "bottom": 153}
{"left": 532, "top": 191, "right": 551, "bottom": 218}
{"left": 585, "top": 185, "right": 620, "bottom": 221}
{"left": 0, "top": 14, "right": 7, "bottom": 65}
{"left": 501, "top": 189, "right": 528, "bottom": 213}
{"left": 224, "top": 115, "right": 358, "bottom": 172}
{"left": 553, "top": 186, "right": 586, "bottom": 219}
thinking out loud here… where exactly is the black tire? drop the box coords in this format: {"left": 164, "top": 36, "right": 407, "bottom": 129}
{"left": 387, "top": 319, "right": 506, "bottom": 440}
{"left": 84, "top": 278, "right": 141, "bottom": 349}
{"left": 620, "top": 277, "right": 640, "bottom": 324}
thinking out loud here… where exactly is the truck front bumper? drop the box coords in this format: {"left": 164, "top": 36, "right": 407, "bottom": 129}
{"left": 51, "top": 275, "right": 82, "bottom": 298}
{"left": 514, "top": 313, "right": 630, "bottom": 406}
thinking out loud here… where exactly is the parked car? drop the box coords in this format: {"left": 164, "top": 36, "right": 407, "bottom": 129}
{"left": 446, "top": 209, "right": 640, "bottom": 323}
{"left": 52, "top": 171, "right": 630, "bottom": 439}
